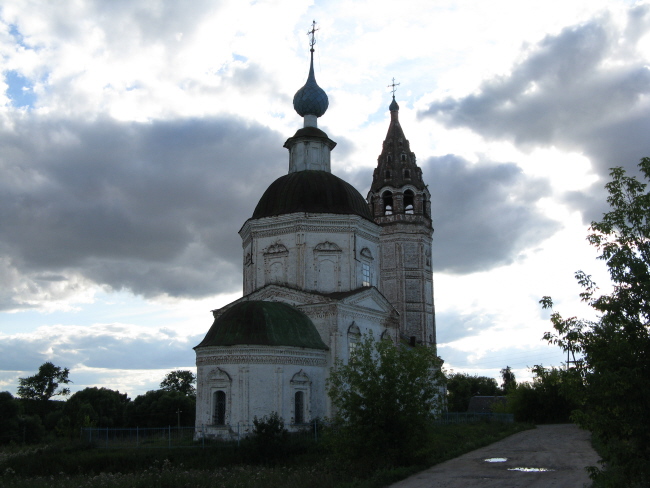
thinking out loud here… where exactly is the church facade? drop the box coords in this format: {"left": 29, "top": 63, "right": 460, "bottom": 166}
{"left": 194, "top": 42, "right": 435, "bottom": 438}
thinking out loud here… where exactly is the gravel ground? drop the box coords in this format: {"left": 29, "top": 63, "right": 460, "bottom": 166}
{"left": 389, "top": 424, "right": 600, "bottom": 488}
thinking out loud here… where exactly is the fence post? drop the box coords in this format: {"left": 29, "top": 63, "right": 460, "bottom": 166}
{"left": 202, "top": 424, "right": 205, "bottom": 449}
{"left": 237, "top": 422, "right": 240, "bottom": 448}
{"left": 314, "top": 418, "right": 318, "bottom": 442}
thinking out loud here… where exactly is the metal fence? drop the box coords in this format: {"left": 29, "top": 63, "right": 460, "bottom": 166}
{"left": 81, "top": 421, "right": 322, "bottom": 449}
{"left": 81, "top": 413, "right": 513, "bottom": 449}
{"left": 81, "top": 426, "right": 198, "bottom": 448}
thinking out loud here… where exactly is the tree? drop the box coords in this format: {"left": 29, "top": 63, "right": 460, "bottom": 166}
{"left": 0, "top": 392, "right": 20, "bottom": 444}
{"left": 541, "top": 159, "right": 650, "bottom": 486}
{"left": 500, "top": 366, "right": 517, "bottom": 393}
{"left": 64, "top": 387, "right": 130, "bottom": 429}
{"left": 127, "top": 390, "right": 196, "bottom": 427}
{"left": 446, "top": 372, "right": 500, "bottom": 411}
{"left": 17, "top": 362, "right": 71, "bottom": 402}
{"left": 505, "top": 365, "right": 580, "bottom": 424}
{"left": 160, "top": 370, "right": 196, "bottom": 396}
{"left": 327, "top": 333, "right": 444, "bottom": 469}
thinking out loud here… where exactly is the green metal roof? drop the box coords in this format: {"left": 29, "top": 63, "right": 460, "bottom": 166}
{"left": 252, "top": 170, "right": 373, "bottom": 221}
{"left": 196, "top": 301, "right": 328, "bottom": 350}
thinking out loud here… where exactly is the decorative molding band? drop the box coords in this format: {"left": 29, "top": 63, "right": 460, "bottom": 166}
{"left": 198, "top": 354, "right": 327, "bottom": 367}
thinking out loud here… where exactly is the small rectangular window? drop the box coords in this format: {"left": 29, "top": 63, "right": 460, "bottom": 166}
{"left": 362, "top": 263, "right": 371, "bottom": 287}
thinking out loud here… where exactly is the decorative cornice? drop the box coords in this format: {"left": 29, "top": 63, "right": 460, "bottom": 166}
{"left": 197, "top": 350, "right": 327, "bottom": 367}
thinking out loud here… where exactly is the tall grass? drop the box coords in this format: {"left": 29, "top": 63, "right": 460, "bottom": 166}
{"left": 0, "top": 422, "right": 531, "bottom": 488}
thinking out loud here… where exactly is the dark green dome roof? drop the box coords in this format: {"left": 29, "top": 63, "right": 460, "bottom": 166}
{"left": 252, "top": 170, "right": 373, "bottom": 221}
{"left": 196, "top": 301, "right": 328, "bottom": 350}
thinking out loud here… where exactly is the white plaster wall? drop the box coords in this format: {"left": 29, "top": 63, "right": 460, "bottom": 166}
{"left": 195, "top": 345, "right": 327, "bottom": 438}
{"left": 240, "top": 214, "right": 380, "bottom": 295}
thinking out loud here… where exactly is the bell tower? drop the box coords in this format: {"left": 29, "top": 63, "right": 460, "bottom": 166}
{"left": 367, "top": 87, "right": 436, "bottom": 349}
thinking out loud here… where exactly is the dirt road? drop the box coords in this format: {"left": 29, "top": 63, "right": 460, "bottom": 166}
{"left": 389, "top": 424, "right": 600, "bottom": 488}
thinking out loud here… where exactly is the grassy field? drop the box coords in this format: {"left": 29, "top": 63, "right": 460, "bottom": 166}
{"left": 0, "top": 422, "right": 532, "bottom": 488}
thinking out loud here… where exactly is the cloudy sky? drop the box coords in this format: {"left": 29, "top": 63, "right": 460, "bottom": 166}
{"left": 1, "top": 0, "right": 649, "bottom": 399}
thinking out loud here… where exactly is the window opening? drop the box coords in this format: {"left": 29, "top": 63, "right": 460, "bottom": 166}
{"left": 382, "top": 191, "right": 393, "bottom": 215}
{"left": 404, "top": 169, "right": 410, "bottom": 178}
{"left": 385, "top": 170, "right": 391, "bottom": 178}
{"left": 348, "top": 323, "right": 361, "bottom": 361}
{"left": 294, "top": 391, "right": 304, "bottom": 424}
{"left": 404, "top": 190, "right": 414, "bottom": 215}
{"left": 362, "top": 263, "right": 371, "bottom": 287}
{"left": 214, "top": 390, "right": 226, "bottom": 425}
{"left": 401, "top": 153, "right": 406, "bottom": 162}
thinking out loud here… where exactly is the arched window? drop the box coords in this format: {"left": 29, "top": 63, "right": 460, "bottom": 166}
{"left": 382, "top": 191, "right": 393, "bottom": 215}
{"left": 404, "top": 190, "right": 414, "bottom": 214}
{"left": 401, "top": 153, "right": 407, "bottom": 162}
{"left": 291, "top": 370, "right": 311, "bottom": 424}
{"left": 385, "top": 169, "right": 391, "bottom": 178}
{"left": 348, "top": 322, "right": 361, "bottom": 360}
{"left": 214, "top": 391, "right": 226, "bottom": 425}
{"left": 294, "top": 391, "right": 304, "bottom": 424}
{"left": 404, "top": 169, "right": 410, "bottom": 179}
{"left": 360, "top": 248, "right": 373, "bottom": 287}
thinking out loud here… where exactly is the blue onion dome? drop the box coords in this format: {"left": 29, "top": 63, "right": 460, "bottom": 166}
{"left": 293, "top": 51, "right": 329, "bottom": 117}
{"left": 389, "top": 96, "right": 399, "bottom": 112}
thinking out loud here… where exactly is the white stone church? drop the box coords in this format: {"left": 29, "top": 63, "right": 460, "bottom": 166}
{"left": 194, "top": 40, "right": 436, "bottom": 438}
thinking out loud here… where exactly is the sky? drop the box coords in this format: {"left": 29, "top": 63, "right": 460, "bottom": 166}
{"left": 1, "top": 0, "right": 649, "bottom": 399}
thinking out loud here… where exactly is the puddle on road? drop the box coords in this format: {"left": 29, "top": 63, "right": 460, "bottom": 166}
{"left": 483, "top": 457, "right": 555, "bottom": 472}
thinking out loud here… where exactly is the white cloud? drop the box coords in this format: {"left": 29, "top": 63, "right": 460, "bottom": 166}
{"left": 0, "top": 0, "right": 644, "bottom": 395}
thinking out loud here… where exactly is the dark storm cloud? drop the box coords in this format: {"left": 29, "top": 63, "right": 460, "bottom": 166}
{"left": 421, "top": 5, "right": 650, "bottom": 219}
{"left": 423, "top": 155, "right": 558, "bottom": 274}
{"left": 339, "top": 152, "right": 556, "bottom": 275}
{"left": 0, "top": 325, "right": 203, "bottom": 371}
{"left": 0, "top": 115, "right": 287, "bottom": 310}
{"left": 436, "top": 310, "right": 499, "bottom": 344}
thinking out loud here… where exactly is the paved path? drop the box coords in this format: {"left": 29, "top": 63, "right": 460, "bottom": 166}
{"left": 389, "top": 424, "right": 600, "bottom": 488}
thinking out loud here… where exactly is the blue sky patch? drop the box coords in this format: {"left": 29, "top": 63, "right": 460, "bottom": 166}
{"left": 5, "top": 70, "right": 36, "bottom": 108}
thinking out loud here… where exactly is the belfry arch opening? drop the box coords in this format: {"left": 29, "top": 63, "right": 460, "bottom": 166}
{"left": 404, "top": 190, "right": 414, "bottom": 214}
{"left": 382, "top": 191, "right": 393, "bottom": 215}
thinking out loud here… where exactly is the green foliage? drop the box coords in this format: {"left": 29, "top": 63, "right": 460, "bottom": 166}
{"left": 542, "top": 158, "right": 650, "bottom": 485}
{"left": 505, "top": 365, "right": 581, "bottom": 424}
{"left": 127, "top": 390, "right": 196, "bottom": 428}
{"left": 327, "top": 333, "right": 444, "bottom": 469}
{"left": 160, "top": 370, "right": 196, "bottom": 396}
{"left": 499, "top": 366, "right": 517, "bottom": 392}
{"left": 0, "top": 392, "right": 20, "bottom": 444}
{"left": 445, "top": 372, "right": 501, "bottom": 411}
{"left": 64, "top": 387, "right": 130, "bottom": 430}
{"left": 17, "top": 362, "right": 71, "bottom": 402}
{"left": 248, "top": 412, "right": 290, "bottom": 462}
{"left": 0, "top": 422, "right": 528, "bottom": 487}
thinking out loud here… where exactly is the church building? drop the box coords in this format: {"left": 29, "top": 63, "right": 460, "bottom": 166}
{"left": 194, "top": 31, "right": 436, "bottom": 438}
